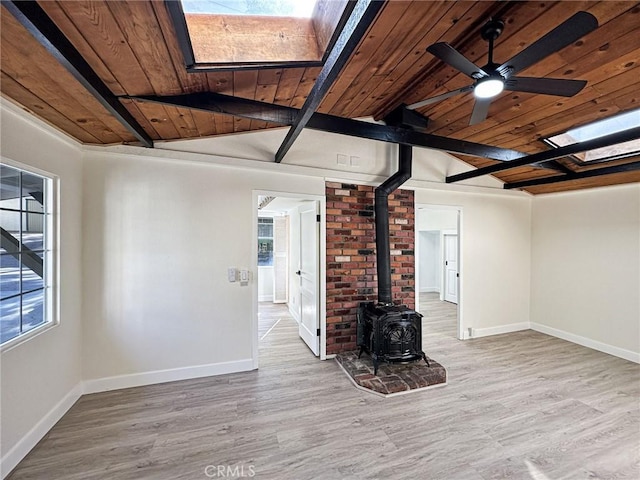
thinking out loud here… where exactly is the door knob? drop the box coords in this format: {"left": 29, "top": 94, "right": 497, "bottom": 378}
{"left": 296, "top": 270, "right": 301, "bottom": 275}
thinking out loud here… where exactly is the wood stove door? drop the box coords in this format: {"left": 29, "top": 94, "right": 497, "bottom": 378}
{"left": 298, "top": 202, "right": 320, "bottom": 355}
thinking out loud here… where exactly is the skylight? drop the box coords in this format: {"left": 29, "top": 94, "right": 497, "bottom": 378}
{"left": 545, "top": 108, "right": 640, "bottom": 163}
{"left": 180, "top": 0, "right": 317, "bottom": 18}
{"left": 172, "top": 0, "right": 344, "bottom": 68}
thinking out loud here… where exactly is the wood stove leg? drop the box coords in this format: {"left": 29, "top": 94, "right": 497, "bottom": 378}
{"left": 422, "top": 352, "right": 430, "bottom": 367}
{"left": 372, "top": 353, "right": 379, "bottom": 376}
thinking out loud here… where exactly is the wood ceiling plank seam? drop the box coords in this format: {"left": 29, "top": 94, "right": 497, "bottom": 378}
{"left": 232, "top": 70, "right": 258, "bottom": 132}
{"left": 0, "top": 51, "right": 123, "bottom": 144}
{"left": 216, "top": 112, "right": 235, "bottom": 135}
{"left": 55, "top": 0, "right": 155, "bottom": 96}
{"left": 289, "top": 67, "right": 321, "bottom": 109}
{"left": 1, "top": 71, "right": 102, "bottom": 144}
{"left": 132, "top": 101, "right": 181, "bottom": 139}
{"left": 257, "top": 69, "right": 283, "bottom": 86}
{"left": 119, "top": 98, "right": 162, "bottom": 140}
{"left": 357, "top": 1, "right": 504, "bottom": 119}
{"left": 251, "top": 83, "right": 280, "bottom": 130}
{"left": 337, "top": 0, "right": 471, "bottom": 118}
{"left": 586, "top": 1, "right": 640, "bottom": 26}
{"left": 164, "top": 106, "right": 200, "bottom": 138}
{"left": 273, "top": 67, "right": 305, "bottom": 105}
{"left": 206, "top": 72, "right": 234, "bottom": 94}
{"left": 252, "top": 72, "right": 280, "bottom": 130}
{"left": 189, "top": 109, "right": 217, "bottom": 137}
{"left": 1, "top": 3, "right": 143, "bottom": 144}
{"left": 37, "top": 0, "right": 126, "bottom": 96}
{"left": 149, "top": 0, "right": 208, "bottom": 94}
{"left": 104, "top": 0, "right": 182, "bottom": 96}
{"left": 317, "top": 0, "right": 414, "bottom": 114}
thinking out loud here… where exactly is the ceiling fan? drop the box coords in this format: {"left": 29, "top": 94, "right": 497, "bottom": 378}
{"left": 406, "top": 11, "right": 599, "bottom": 125}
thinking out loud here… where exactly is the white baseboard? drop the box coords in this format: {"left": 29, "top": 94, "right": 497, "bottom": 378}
{"left": 83, "top": 359, "right": 255, "bottom": 394}
{"left": 470, "top": 322, "right": 530, "bottom": 339}
{"left": 531, "top": 323, "right": 640, "bottom": 364}
{"left": 1, "top": 382, "right": 83, "bottom": 479}
{"left": 419, "top": 287, "right": 439, "bottom": 293}
{"left": 258, "top": 295, "right": 273, "bottom": 302}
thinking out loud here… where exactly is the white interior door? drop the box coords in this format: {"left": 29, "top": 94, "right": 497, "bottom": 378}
{"left": 443, "top": 234, "right": 459, "bottom": 304}
{"left": 298, "top": 202, "right": 320, "bottom": 355}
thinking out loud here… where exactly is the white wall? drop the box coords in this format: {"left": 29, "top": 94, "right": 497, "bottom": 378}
{"left": 0, "top": 102, "right": 84, "bottom": 476}
{"left": 418, "top": 231, "right": 440, "bottom": 292}
{"left": 258, "top": 266, "right": 274, "bottom": 301}
{"left": 81, "top": 151, "right": 326, "bottom": 386}
{"left": 415, "top": 189, "right": 532, "bottom": 336}
{"left": 417, "top": 207, "right": 459, "bottom": 231}
{"left": 531, "top": 184, "right": 640, "bottom": 361}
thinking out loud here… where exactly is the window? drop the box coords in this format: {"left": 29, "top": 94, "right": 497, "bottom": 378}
{"left": 1, "top": 163, "right": 54, "bottom": 348}
{"left": 544, "top": 108, "right": 640, "bottom": 164}
{"left": 258, "top": 217, "right": 274, "bottom": 266}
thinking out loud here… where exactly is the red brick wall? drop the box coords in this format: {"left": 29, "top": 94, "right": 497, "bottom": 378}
{"left": 325, "top": 182, "right": 415, "bottom": 355}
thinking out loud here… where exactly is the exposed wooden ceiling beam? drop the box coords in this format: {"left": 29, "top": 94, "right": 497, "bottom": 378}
{"left": 164, "top": 0, "right": 196, "bottom": 70}
{"left": 504, "top": 161, "right": 640, "bottom": 190}
{"left": 3, "top": 0, "right": 154, "bottom": 148}
{"left": 129, "top": 92, "right": 528, "bottom": 162}
{"left": 447, "top": 126, "right": 640, "bottom": 183}
{"left": 274, "top": 0, "right": 384, "bottom": 163}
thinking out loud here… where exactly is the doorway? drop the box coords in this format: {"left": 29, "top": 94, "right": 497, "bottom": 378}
{"left": 415, "top": 205, "right": 463, "bottom": 340}
{"left": 252, "top": 191, "right": 326, "bottom": 368}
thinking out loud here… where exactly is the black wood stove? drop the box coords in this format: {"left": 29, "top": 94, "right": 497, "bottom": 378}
{"left": 356, "top": 144, "right": 429, "bottom": 375}
{"left": 357, "top": 302, "right": 428, "bottom": 375}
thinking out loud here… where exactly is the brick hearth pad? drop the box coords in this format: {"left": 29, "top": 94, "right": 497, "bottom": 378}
{"left": 335, "top": 351, "right": 447, "bottom": 397}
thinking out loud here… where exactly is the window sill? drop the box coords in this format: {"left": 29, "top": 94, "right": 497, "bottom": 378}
{"left": 0, "top": 321, "right": 59, "bottom": 354}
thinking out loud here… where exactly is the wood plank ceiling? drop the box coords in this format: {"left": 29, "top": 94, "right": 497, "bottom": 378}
{"left": 1, "top": 1, "right": 639, "bottom": 194}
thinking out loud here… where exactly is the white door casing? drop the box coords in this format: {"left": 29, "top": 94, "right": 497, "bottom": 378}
{"left": 298, "top": 202, "right": 320, "bottom": 355}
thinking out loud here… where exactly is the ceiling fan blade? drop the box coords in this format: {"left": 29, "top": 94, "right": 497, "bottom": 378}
{"left": 427, "top": 43, "right": 487, "bottom": 78}
{"left": 406, "top": 85, "right": 474, "bottom": 110}
{"left": 506, "top": 77, "right": 587, "bottom": 97}
{"left": 498, "top": 11, "right": 598, "bottom": 77}
{"left": 469, "top": 97, "right": 492, "bottom": 125}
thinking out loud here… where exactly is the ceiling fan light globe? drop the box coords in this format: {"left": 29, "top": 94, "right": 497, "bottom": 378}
{"left": 474, "top": 78, "right": 504, "bottom": 98}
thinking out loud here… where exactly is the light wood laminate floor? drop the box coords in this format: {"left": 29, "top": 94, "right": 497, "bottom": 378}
{"left": 7, "top": 302, "right": 640, "bottom": 479}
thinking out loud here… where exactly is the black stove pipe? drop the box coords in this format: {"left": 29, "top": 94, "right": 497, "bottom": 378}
{"left": 375, "top": 144, "right": 412, "bottom": 305}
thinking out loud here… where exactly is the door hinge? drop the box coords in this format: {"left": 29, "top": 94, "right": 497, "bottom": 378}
{"left": 316, "top": 214, "right": 321, "bottom": 222}
{"left": 316, "top": 328, "right": 321, "bottom": 336}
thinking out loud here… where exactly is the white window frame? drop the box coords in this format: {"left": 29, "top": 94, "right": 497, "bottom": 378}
{"left": 1, "top": 158, "right": 59, "bottom": 353}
